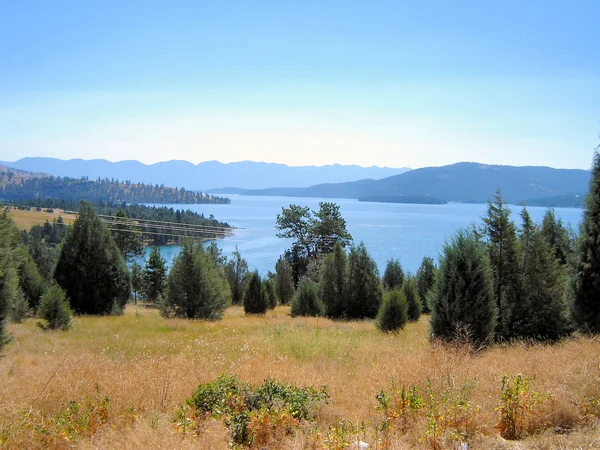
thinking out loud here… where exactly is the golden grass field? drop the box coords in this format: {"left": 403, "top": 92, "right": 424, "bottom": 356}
{"left": 1, "top": 305, "right": 600, "bottom": 449}
{"left": 5, "top": 207, "right": 76, "bottom": 231}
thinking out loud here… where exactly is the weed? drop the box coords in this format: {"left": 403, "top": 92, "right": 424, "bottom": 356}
{"left": 187, "top": 373, "right": 328, "bottom": 447}
{"left": 496, "top": 374, "right": 551, "bottom": 440}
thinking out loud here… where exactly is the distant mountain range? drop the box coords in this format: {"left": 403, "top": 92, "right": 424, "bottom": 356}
{"left": 240, "top": 162, "right": 590, "bottom": 206}
{"left": 1, "top": 158, "right": 409, "bottom": 191}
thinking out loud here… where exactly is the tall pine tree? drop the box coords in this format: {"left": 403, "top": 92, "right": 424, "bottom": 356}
{"left": 568, "top": 150, "right": 600, "bottom": 333}
{"left": 347, "top": 242, "right": 382, "bottom": 319}
{"left": 430, "top": 230, "right": 497, "bottom": 347}
{"left": 54, "top": 202, "right": 130, "bottom": 315}
{"left": 319, "top": 242, "right": 348, "bottom": 318}
{"left": 164, "top": 240, "right": 230, "bottom": 319}
{"left": 482, "top": 191, "right": 522, "bottom": 340}
{"left": 515, "top": 208, "right": 569, "bottom": 340}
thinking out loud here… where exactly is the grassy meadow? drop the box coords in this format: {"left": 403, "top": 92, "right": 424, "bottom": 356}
{"left": 1, "top": 305, "right": 600, "bottom": 449}
{"left": 5, "top": 207, "right": 76, "bottom": 231}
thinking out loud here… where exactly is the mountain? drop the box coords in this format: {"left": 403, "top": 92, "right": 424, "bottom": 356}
{"left": 243, "top": 162, "right": 591, "bottom": 205}
{"left": 2, "top": 158, "right": 410, "bottom": 191}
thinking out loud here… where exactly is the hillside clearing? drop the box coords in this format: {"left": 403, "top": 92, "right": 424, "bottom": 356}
{"left": 1, "top": 306, "right": 599, "bottom": 449}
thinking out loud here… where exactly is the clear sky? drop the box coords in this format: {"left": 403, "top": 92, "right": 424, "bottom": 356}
{"left": 1, "top": 0, "right": 598, "bottom": 169}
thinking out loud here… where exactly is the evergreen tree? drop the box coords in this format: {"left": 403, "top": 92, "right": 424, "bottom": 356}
{"left": 0, "top": 211, "right": 24, "bottom": 347}
{"left": 382, "top": 258, "right": 404, "bottom": 291}
{"left": 291, "top": 279, "right": 325, "bottom": 317}
{"left": 568, "top": 151, "right": 600, "bottom": 333}
{"left": 54, "top": 202, "right": 130, "bottom": 315}
{"left": 403, "top": 276, "right": 421, "bottom": 322}
{"left": 16, "top": 247, "right": 45, "bottom": 311}
{"left": 274, "top": 255, "right": 295, "bottom": 305}
{"left": 430, "top": 230, "right": 497, "bottom": 347}
{"left": 111, "top": 209, "right": 143, "bottom": 262}
{"left": 8, "top": 289, "right": 29, "bottom": 323}
{"left": 416, "top": 256, "right": 436, "bottom": 313}
{"left": 130, "top": 262, "right": 143, "bottom": 304}
{"left": 38, "top": 282, "right": 73, "bottom": 330}
{"left": 244, "top": 271, "right": 268, "bottom": 315}
{"left": 347, "top": 242, "right": 383, "bottom": 319}
{"left": 163, "top": 240, "right": 231, "bottom": 319}
{"left": 482, "top": 191, "right": 522, "bottom": 340}
{"left": 263, "top": 278, "right": 277, "bottom": 309}
{"left": 142, "top": 247, "right": 167, "bottom": 303}
{"left": 319, "top": 242, "right": 348, "bottom": 318}
{"left": 541, "top": 208, "right": 572, "bottom": 266}
{"left": 515, "top": 208, "right": 569, "bottom": 340}
{"left": 376, "top": 289, "right": 408, "bottom": 332}
{"left": 224, "top": 246, "right": 248, "bottom": 305}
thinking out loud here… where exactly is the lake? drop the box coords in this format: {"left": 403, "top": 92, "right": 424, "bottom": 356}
{"left": 144, "top": 195, "right": 583, "bottom": 275}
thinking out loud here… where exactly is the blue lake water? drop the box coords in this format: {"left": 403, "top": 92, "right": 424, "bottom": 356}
{"left": 143, "top": 195, "right": 583, "bottom": 276}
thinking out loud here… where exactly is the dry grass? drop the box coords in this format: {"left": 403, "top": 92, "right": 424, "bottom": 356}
{"left": 5, "top": 207, "right": 76, "bottom": 230}
{"left": 1, "top": 306, "right": 599, "bottom": 449}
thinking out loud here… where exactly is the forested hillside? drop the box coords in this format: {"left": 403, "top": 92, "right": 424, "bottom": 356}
{"left": 243, "top": 162, "right": 590, "bottom": 204}
{"left": 0, "top": 171, "right": 230, "bottom": 204}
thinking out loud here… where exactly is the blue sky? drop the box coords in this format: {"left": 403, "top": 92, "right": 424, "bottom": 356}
{"left": 1, "top": 0, "right": 598, "bottom": 169}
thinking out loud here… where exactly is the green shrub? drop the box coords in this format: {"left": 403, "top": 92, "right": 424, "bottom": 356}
{"left": 188, "top": 373, "right": 328, "bottom": 446}
{"left": 38, "top": 283, "right": 72, "bottom": 330}
{"left": 291, "top": 279, "right": 324, "bottom": 317}
{"left": 376, "top": 289, "right": 408, "bottom": 332}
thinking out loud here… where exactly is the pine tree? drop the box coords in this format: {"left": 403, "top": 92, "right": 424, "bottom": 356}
{"left": 38, "top": 282, "right": 72, "bottom": 330}
{"left": 376, "top": 289, "right": 408, "bottom": 332}
{"left": 382, "top": 259, "right": 404, "bottom": 291}
{"left": 0, "top": 211, "right": 24, "bottom": 347}
{"left": 482, "top": 191, "right": 522, "bottom": 340}
{"left": 416, "top": 256, "right": 436, "bottom": 313}
{"left": 274, "top": 255, "right": 295, "bottom": 305}
{"left": 263, "top": 278, "right": 277, "bottom": 309}
{"left": 16, "top": 248, "right": 45, "bottom": 312}
{"left": 515, "top": 207, "right": 569, "bottom": 340}
{"left": 54, "top": 202, "right": 130, "bottom": 315}
{"left": 319, "top": 242, "right": 348, "bottom": 318}
{"left": 142, "top": 247, "right": 167, "bottom": 303}
{"left": 347, "top": 242, "right": 383, "bottom": 319}
{"left": 291, "top": 279, "right": 325, "bottom": 317}
{"left": 163, "top": 240, "right": 230, "bottom": 319}
{"left": 130, "top": 262, "right": 143, "bottom": 304}
{"left": 430, "top": 230, "right": 496, "bottom": 347}
{"left": 541, "top": 208, "right": 572, "bottom": 266}
{"left": 111, "top": 209, "right": 143, "bottom": 262}
{"left": 403, "top": 276, "right": 421, "bottom": 322}
{"left": 244, "top": 271, "right": 268, "bottom": 315}
{"left": 224, "top": 246, "right": 248, "bottom": 305}
{"left": 568, "top": 150, "right": 600, "bottom": 333}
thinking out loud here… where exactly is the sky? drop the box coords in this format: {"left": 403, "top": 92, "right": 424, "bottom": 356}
{"left": 1, "top": 0, "right": 599, "bottom": 170}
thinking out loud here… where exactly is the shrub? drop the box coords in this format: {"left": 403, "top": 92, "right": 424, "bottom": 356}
{"left": 291, "top": 279, "right": 324, "bottom": 317}
{"left": 376, "top": 289, "right": 408, "bottom": 332}
{"left": 38, "top": 283, "right": 72, "bottom": 330}
{"left": 188, "top": 374, "right": 328, "bottom": 446}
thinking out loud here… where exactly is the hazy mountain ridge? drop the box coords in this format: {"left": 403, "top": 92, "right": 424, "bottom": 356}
{"left": 243, "top": 162, "right": 591, "bottom": 205}
{"left": 2, "top": 158, "right": 410, "bottom": 190}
